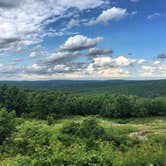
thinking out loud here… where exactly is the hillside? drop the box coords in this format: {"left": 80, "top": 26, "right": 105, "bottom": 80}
{"left": 0, "top": 79, "right": 166, "bottom": 97}
{"left": 0, "top": 115, "right": 166, "bottom": 165}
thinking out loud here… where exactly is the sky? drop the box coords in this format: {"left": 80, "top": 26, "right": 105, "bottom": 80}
{"left": 0, "top": 0, "right": 166, "bottom": 80}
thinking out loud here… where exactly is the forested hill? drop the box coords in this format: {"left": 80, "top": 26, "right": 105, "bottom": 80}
{"left": 0, "top": 79, "right": 166, "bottom": 97}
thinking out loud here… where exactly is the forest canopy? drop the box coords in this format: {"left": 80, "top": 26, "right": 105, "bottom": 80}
{"left": 0, "top": 84, "right": 166, "bottom": 119}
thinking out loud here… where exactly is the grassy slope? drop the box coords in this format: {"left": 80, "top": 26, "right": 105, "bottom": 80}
{"left": 54, "top": 116, "right": 166, "bottom": 135}
{"left": 16, "top": 116, "right": 166, "bottom": 141}
{"left": 1, "top": 116, "right": 166, "bottom": 165}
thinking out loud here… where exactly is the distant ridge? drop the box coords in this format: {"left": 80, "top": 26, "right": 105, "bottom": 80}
{"left": 0, "top": 79, "right": 166, "bottom": 97}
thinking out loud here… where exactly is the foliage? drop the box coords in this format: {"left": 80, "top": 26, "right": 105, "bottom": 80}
{"left": 0, "top": 85, "right": 26, "bottom": 115}
{"left": 0, "top": 116, "right": 166, "bottom": 165}
{"left": 13, "top": 121, "right": 51, "bottom": 155}
{"left": 1, "top": 79, "right": 166, "bottom": 97}
{"left": 0, "top": 85, "right": 166, "bottom": 165}
{"left": 62, "top": 118, "right": 106, "bottom": 139}
{"left": 0, "top": 108, "right": 16, "bottom": 144}
{"left": 0, "top": 85, "right": 166, "bottom": 119}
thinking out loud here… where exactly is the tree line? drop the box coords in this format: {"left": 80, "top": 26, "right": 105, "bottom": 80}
{"left": 0, "top": 84, "right": 166, "bottom": 119}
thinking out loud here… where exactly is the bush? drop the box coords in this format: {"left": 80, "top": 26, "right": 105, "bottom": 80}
{"left": 62, "top": 122, "right": 80, "bottom": 136}
{"left": 46, "top": 115, "right": 54, "bottom": 125}
{"left": 79, "top": 118, "right": 106, "bottom": 139}
{"left": 13, "top": 122, "right": 51, "bottom": 155}
{"left": 61, "top": 118, "right": 106, "bottom": 140}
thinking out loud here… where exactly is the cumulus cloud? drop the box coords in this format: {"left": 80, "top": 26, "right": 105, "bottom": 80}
{"left": 0, "top": 63, "right": 21, "bottom": 79}
{"left": 23, "top": 40, "right": 147, "bottom": 78}
{"left": 0, "top": 0, "right": 104, "bottom": 53}
{"left": 24, "top": 35, "right": 104, "bottom": 76}
{"left": 29, "top": 51, "right": 48, "bottom": 58}
{"left": 86, "top": 56, "right": 131, "bottom": 78}
{"left": 140, "top": 61, "right": 166, "bottom": 78}
{"left": 1, "top": 1, "right": 165, "bottom": 80}
{"left": 29, "top": 45, "right": 49, "bottom": 58}
{"left": 2, "top": 31, "right": 160, "bottom": 80}
{"left": 89, "top": 7, "right": 127, "bottom": 25}
{"left": 24, "top": 60, "right": 86, "bottom": 76}
{"left": 67, "top": 19, "right": 80, "bottom": 29}
{"left": 41, "top": 51, "right": 80, "bottom": 65}
{"left": 24, "top": 55, "right": 139, "bottom": 79}
{"left": 16, "top": 51, "right": 165, "bottom": 80}
{"left": 3, "top": 49, "right": 165, "bottom": 80}
{"left": 59, "top": 35, "right": 103, "bottom": 52}
{"left": 0, "top": 30, "right": 164, "bottom": 80}
{"left": 88, "top": 56, "right": 145, "bottom": 70}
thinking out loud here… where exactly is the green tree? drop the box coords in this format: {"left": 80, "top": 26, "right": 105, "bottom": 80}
{"left": 101, "top": 95, "right": 133, "bottom": 118}
{"left": 0, "top": 108, "right": 16, "bottom": 144}
{"left": 0, "top": 85, "right": 27, "bottom": 116}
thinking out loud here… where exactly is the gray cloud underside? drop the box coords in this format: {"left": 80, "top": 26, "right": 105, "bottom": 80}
{"left": 87, "top": 48, "right": 113, "bottom": 57}
{"left": 0, "top": 0, "right": 21, "bottom": 8}
{"left": 157, "top": 53, "right": 166, "bottom": 59}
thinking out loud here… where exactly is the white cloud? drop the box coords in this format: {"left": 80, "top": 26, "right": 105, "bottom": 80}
{"left": 2, "top": 52, "right": 166, "bottom": 80}
{"left": 29, "top": 51, "right": 48, "bottom": 58}
{"left": 57, "top": 0, "right": 104, "bottom": 10}
{"left": 89, "top": 7, "right": 127, "bottom": 25}
{"left": 89, "top": 56, "right": 145, "bottom": 69}
{"left": 0, "top": 0, "right": 104, "bottom": 53}
{"left": 67, "top": 19, "right": 80, "bottom": 29}
{"left": 86, "top": 56, "right": 131, "bottom": 78}
{"left": 140, "top": 61, "right": 166, "bottom": 78}
{"left": 147, "top": 13, "right": 160, "bottom": 20}
{"left": 59, "top": 35, "right": 103, "bottom": 52}
{"left": 31, "top": 64, "right": 43, "bottom": 71}
{"left": 114, "top": 56, "right": 132, "bottom": 66}
{"left": 0, "top": 63, "right": 21, "bottom": 79}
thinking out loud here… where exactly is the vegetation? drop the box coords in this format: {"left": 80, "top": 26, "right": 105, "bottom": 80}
{"left": 0, "top": 115, "right": 165, "bottom": 166}
{"left": 0, "top": 85, "right": 166, "bottom": 119}
{"left": 0, "top": 84, "right": 165, "bottom": 165}
{"left": 0, "top": 108, "right": 16, "bottom": 144}
{"left": 0, "top": 79, "right": 166, "bottom": 97}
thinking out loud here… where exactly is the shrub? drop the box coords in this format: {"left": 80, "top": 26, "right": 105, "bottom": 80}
{"left": 61, "top": 118, "right": 106, "bottom": 140}
{"left": 13, "top": 122, "right": 51, "bottom": 155}
{"left": 79, "top": 118, "right": 106, "bottom": 140}
{"left": 46, "top": 115, "right": 54, "bottom": 125}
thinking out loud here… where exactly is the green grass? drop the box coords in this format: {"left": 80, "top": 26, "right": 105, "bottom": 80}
{"left": 20, "top": 116, "right": 166, "bottom": 138}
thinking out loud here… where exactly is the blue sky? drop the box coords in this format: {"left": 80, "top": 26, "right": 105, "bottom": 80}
{"left": 0, "top": 0, "right": 165, "bottom": 80}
